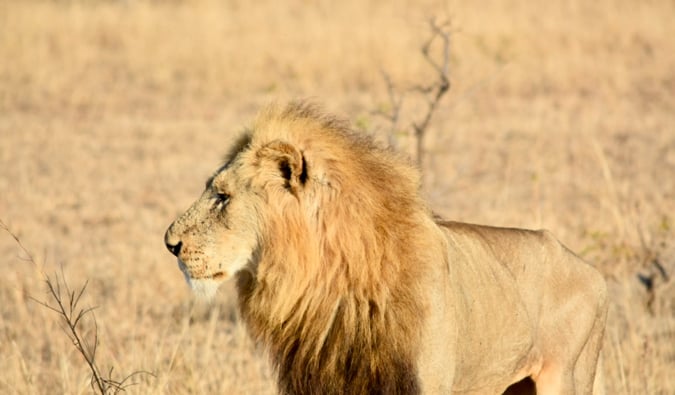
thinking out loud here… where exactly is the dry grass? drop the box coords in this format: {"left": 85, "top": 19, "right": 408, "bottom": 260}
{"left": 1, "top": 0, "right": 674, "bottom": 393}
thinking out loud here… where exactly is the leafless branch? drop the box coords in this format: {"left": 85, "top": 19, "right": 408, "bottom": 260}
{"left": 1, "top": 219, "right": 154, "bottom": 394}
{"left": 411, "top": 18, "right": 452, "bottom": 166}
{"left": 369, "top": 69, "right": 408, "bottom": 151}
{"left": 375, "top": 18, "right": 452, "bottom": 174}
{"left": 0, "top": 219, "right": 37, "bottom": 266}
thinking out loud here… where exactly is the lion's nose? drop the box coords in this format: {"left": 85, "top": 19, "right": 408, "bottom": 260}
{"left": 166, "top": 240, "right": 182, "bottom": 256}
{"left": 164, "top": 231, "right": 183, "bottom": 256}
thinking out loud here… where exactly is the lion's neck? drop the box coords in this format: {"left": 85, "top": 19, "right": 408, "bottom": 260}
{"left": 236, "top": 257, "right": 423, "bottom": 395}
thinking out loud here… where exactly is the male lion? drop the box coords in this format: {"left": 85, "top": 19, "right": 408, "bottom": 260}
{"left": 165, "top": 102, "right": 608, "bottom": 395}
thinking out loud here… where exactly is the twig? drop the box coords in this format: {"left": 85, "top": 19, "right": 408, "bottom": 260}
{"left": 1, "top": 219, "right": 154, "bottom": 394}
{"left": 375, "top": 18, "right": 453, "bottom": 175}
{"left": 374, "top": 70, "right": 404, "bottom": 144}
{"left": 411, "top": 18, "right": 452, "bottom": 167}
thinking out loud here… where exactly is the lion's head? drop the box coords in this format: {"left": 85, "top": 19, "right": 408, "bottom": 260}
{"left": 164, "top": 102, "right": 439, "bottom": 393}
{"left": 163, "top": 131, "right": 261, "bottom": 299}
{"left": 165, "top": 102, "right": 426, "bottom": 299}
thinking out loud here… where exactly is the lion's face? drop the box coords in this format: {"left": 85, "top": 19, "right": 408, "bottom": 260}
{"left": 164, "top": 136, "right": 310, "bottom": 298}
{"left": 164, "top": 155, "right": 262, "bottom": 298}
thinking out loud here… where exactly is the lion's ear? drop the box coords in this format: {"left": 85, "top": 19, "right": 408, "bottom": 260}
{"left": 256, "top": 140, "right": 308, "bottom": 193}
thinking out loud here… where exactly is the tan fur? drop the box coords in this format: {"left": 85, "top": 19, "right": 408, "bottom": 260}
{"left": 165, "top": 102, "right": 608, "bottom": 395}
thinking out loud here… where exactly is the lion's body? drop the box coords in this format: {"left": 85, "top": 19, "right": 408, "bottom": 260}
{"left": 420, "top": 222, "right": 607, "bottom": 394}
{"left": 165, "top": 103, "right": 608, "bottom": 394}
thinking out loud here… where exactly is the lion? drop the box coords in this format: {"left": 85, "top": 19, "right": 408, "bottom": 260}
{"left": 164, "top": 102, "right": 608, "bottom": 395}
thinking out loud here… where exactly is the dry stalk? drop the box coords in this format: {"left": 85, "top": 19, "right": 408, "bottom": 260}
{"left": 1, "top": 219, "right": 153, "bottom": 394}
{"left": 375, "top": 18, "right": 452, "bottom": 172}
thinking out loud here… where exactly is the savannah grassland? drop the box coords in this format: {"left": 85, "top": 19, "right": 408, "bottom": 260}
{"left": 1, "top": 0, "right": 674, "bottom": 393}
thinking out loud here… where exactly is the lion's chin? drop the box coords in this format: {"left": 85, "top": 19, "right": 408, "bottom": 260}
{"left": 187, "top": 277, "right": 222, "bottom": 301}
{"left": 177, "top": 259, "right": 226, "bottom": 301}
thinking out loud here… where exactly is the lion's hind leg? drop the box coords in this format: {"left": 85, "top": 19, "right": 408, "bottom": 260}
{"left": 532, "top": 362, "right": 576, "bottom": 395}
{"left": 533, "top": 314, "right": 605, "bottom": 395}
{"left": 531, "top": 235, "right": 608, "bottom": 395}
{"left": 533, "top": 305, "right": 606, "bottom": 395}
{"left": 572, "top": 263, "right": 609, "bottom": 394}
{"left": 573, "top": 310, "right": 607, "bottom": 394}
{"left": 591, "top": 354, "right": 606, "bottom": 395}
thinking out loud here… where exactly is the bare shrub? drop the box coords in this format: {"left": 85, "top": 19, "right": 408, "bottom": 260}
{"left": 375, "top": 18, "right": 452, "bottom": 173}
{"left": 1, "top": 220, "right": 153, "bottom": 395}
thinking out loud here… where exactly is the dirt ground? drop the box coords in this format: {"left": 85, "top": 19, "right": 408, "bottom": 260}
{"left": 1, "top": 1, "right": 674, "bottom": 394}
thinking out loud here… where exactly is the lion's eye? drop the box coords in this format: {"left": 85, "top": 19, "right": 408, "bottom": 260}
{"left": 213, "top": 193, "right": 230, "bottom": 209}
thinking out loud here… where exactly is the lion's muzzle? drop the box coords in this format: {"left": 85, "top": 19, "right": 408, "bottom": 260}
{"left": 164, "top": 227, "right": 183, "bottom": 257}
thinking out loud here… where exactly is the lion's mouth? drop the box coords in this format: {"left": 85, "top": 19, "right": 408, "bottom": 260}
{"left": 191, "top": 271, "right": 227, "bottom": 281}
{"left": 176, "top": 259, "right": 225, "bottom": 300}
{"left": 176, "top": 259, "right": 227, "bottom": 281}
{"left": 211, "top": 271, "right": 226, "bottom": 280}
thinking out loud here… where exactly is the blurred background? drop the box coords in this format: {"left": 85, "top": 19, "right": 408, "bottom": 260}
{"left": 1, "top": 0, "right": 673, "bottom": 393}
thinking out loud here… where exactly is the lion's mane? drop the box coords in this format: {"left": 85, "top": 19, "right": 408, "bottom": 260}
{"left": 235, "top": 103, "right": 440, "bottom": 395}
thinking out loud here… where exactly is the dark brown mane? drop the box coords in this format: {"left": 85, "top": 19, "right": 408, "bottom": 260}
{"left": 238, "top": 270, "right": 421, "bottom": 395}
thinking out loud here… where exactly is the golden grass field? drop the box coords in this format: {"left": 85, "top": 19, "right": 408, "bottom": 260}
{"left": 1, "top": 0, "right": 674, "bottom": 393}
